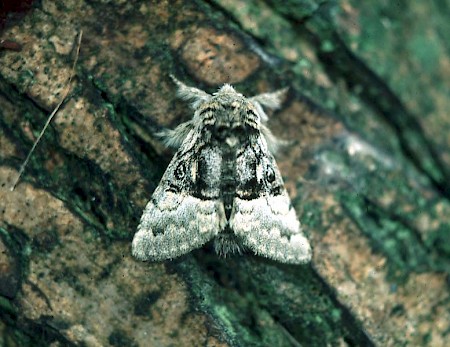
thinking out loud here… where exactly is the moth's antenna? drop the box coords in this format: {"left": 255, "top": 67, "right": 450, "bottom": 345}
{"left": 10, "top": 30, "right": 83, "bottom": 191}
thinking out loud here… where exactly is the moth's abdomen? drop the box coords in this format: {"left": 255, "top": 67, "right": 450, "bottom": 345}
{"left": 220, "top": 138, "right": 238, "bottom": 220}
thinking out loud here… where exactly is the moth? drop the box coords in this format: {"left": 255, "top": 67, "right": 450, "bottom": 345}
{"left": 132, "top": 77, "right": 311, "bottom": 264}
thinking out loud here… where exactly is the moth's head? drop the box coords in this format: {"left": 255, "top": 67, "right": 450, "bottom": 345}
{"left": 212, "top": 84, "right": 245, "bottom": 104}
{"left": 210, "top": 84, "right": 287, "bottom": 124}
{"left": 170, "top": 75, "right": 286, "bottom": 125}
{"left": 216, "top": 84, "right": 236, "bottom": 94}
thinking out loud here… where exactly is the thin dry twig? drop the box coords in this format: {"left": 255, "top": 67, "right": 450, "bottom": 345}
{"left": 10, "top": 30, "right": 83, "bottom": 191}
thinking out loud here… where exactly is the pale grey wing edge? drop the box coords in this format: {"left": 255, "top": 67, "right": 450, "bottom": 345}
{"left": 132, "top": 191, "right": 224, "bottom": 261}
{"left": 231, "top": 194, "right": 311, "bottom": 264}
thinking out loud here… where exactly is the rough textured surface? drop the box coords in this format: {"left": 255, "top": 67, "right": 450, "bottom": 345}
{"left": 0, "top": 0, "right": 449, "bottom": 346}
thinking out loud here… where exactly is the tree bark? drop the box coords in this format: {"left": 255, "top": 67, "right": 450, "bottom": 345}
{"left": 1, "top": 0, "right": 449, "bottom": 346}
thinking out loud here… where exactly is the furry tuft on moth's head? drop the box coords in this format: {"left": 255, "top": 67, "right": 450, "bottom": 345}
{"left": 215, "top": 84, "right": 238, "bottom": 95}
{"left": 132, "top": 76, "right": 311, "bottom": 264}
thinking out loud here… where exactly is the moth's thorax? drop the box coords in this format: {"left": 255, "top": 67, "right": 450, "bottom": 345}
{"left": 197, "top": 93, "right": 261, "bottom": 141}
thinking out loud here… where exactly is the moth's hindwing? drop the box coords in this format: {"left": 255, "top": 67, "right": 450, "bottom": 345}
{"left": 231, "top": 135, "right": 312, "bottom": 264}
{"left": 132, "top": 131, "right": 226, "bottom": 261}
